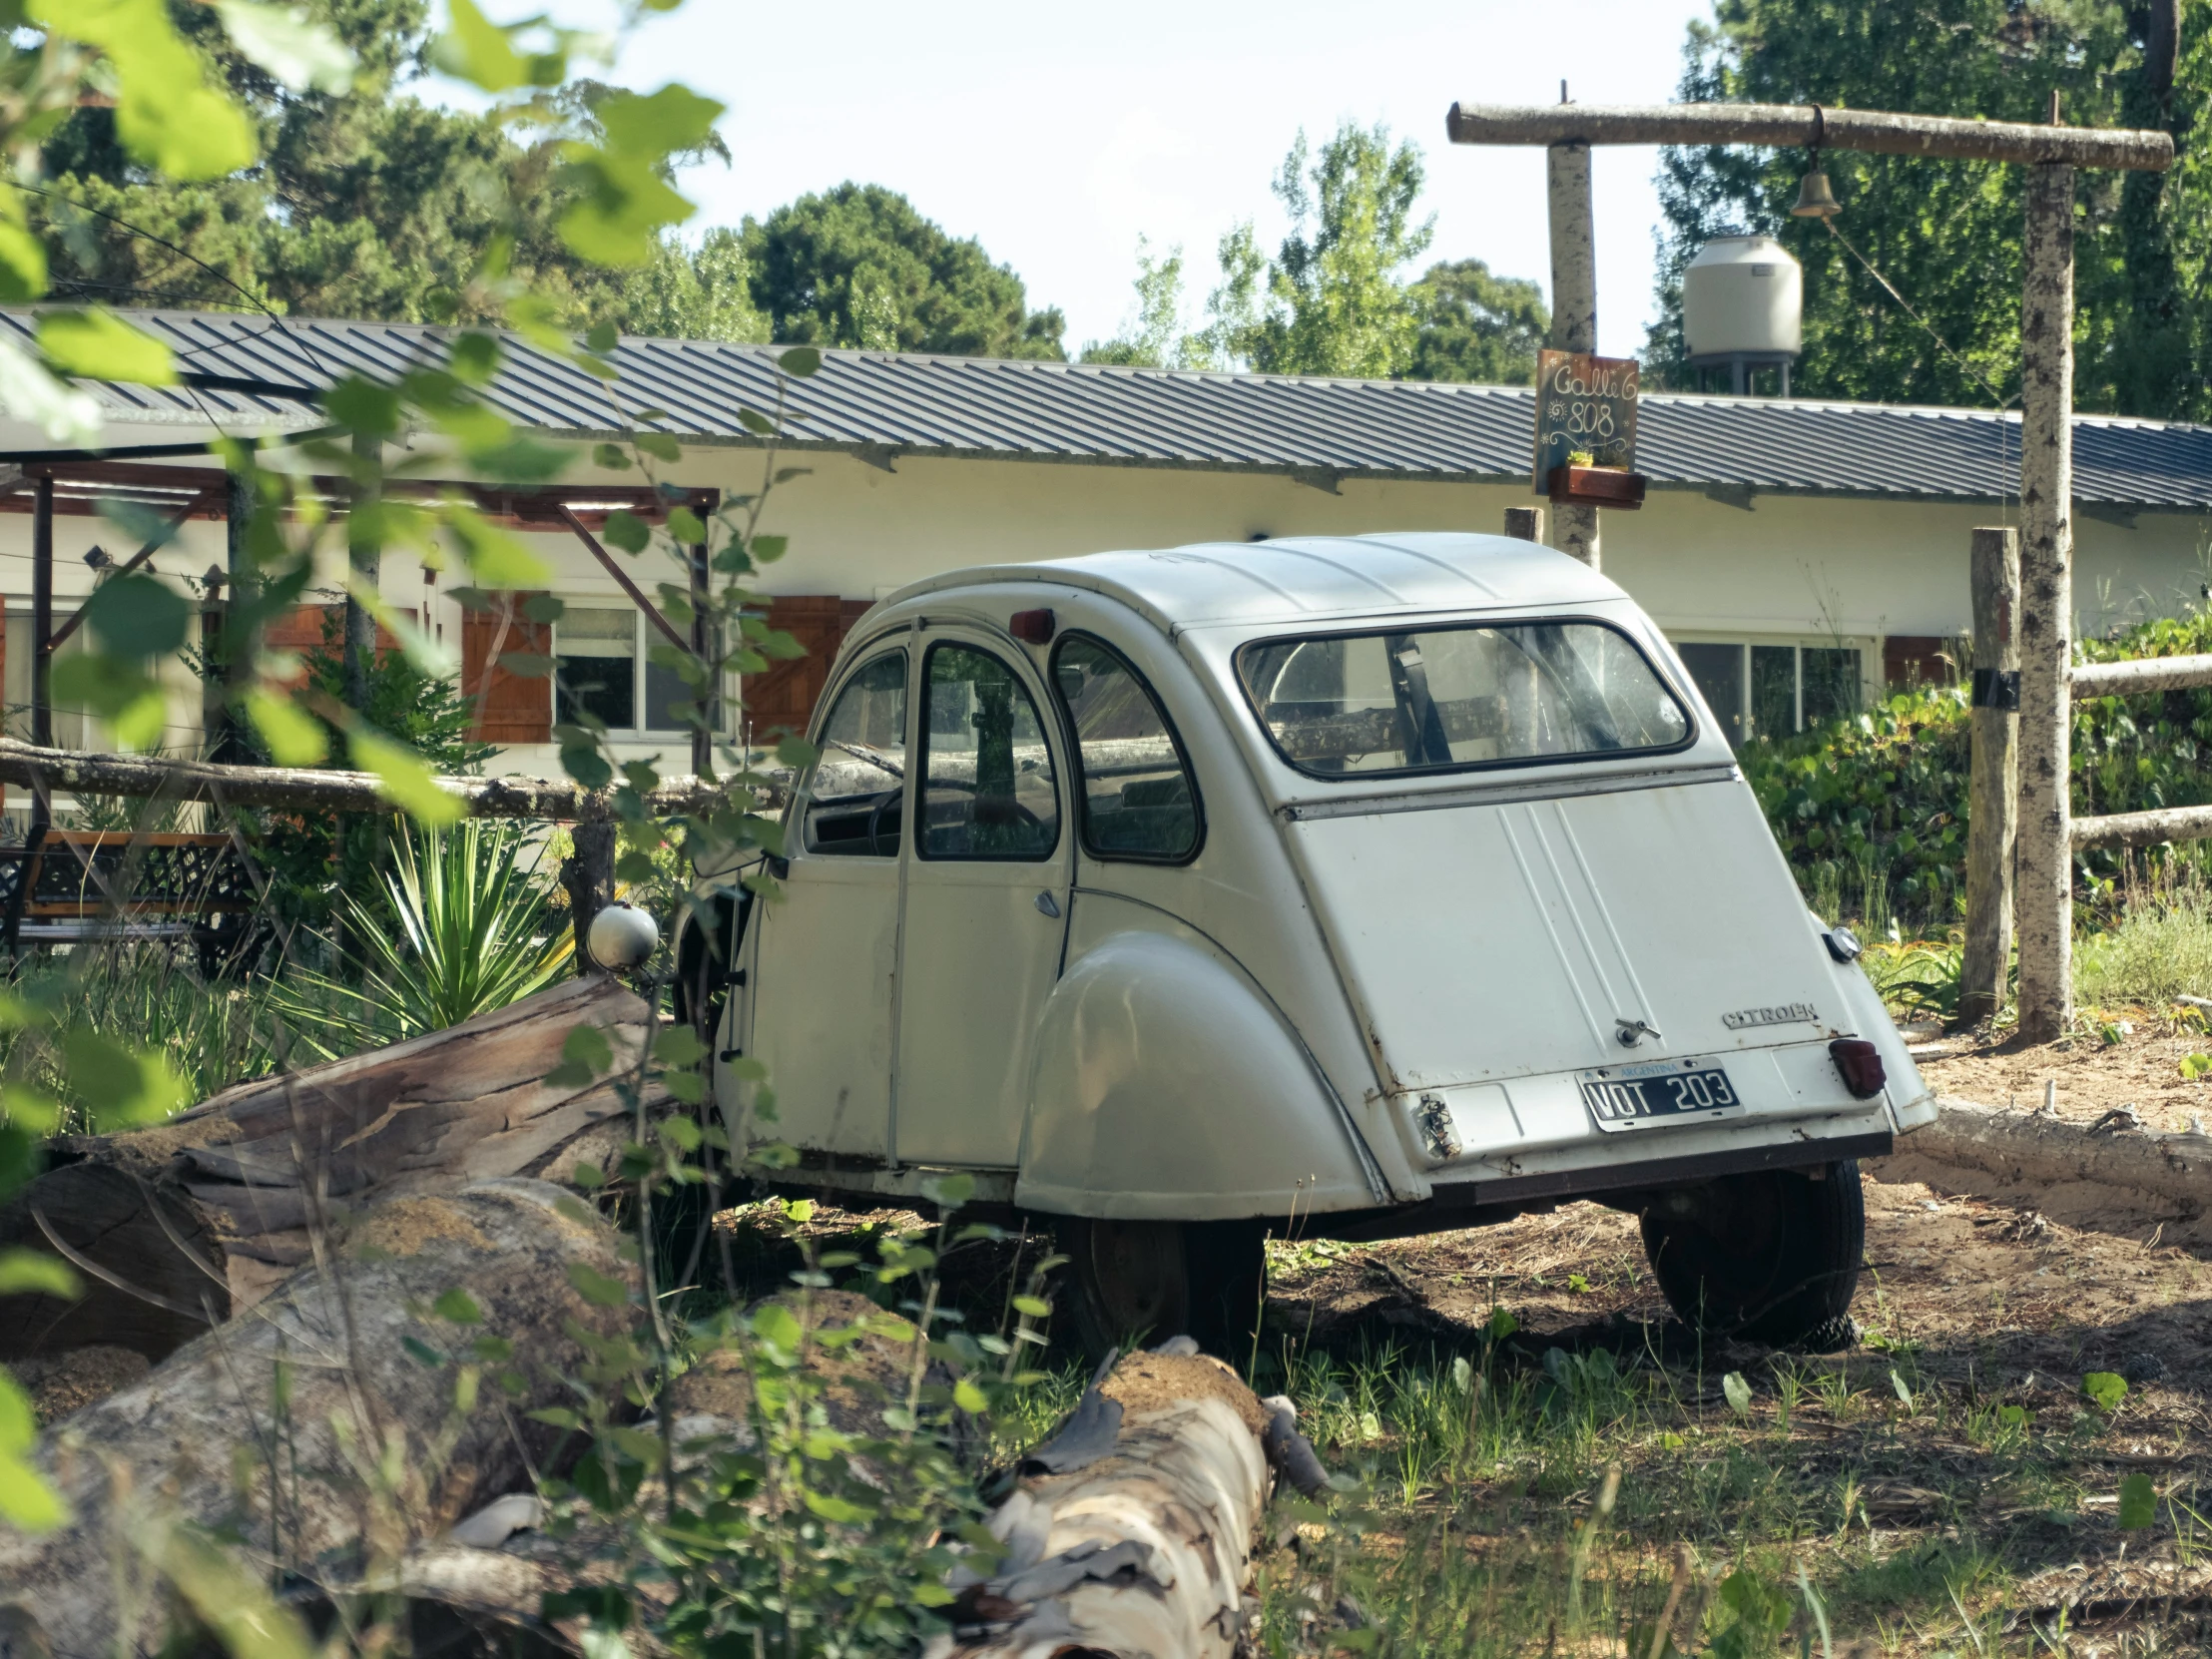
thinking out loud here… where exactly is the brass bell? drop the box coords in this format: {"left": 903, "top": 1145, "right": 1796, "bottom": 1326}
{"left": 1791, "top": 167, "right": 1841, "bottom": 220}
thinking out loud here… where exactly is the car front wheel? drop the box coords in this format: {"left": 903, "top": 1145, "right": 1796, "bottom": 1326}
{"left": 1056, "top": 1217, "right": 1266, "bottom": 1365}
{"left": 1640, "top": 1161, "right": 1864, "bottom": 1351}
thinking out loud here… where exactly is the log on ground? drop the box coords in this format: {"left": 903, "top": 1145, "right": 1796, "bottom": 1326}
{"left": 0, "top": 974, "right": 669, "bottom": 1364}
{"left": 0, "top": 1177, "right": 640, "bottom": 1659}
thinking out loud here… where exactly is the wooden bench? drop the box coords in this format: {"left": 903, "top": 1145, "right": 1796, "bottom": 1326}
{"left": 0, "top": 829, "right": 261, "bottom": 971}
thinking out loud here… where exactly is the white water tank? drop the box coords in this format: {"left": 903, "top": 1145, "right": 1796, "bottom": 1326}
{"left": 1682, "top": 234, "right": 1803, "bottom": 361}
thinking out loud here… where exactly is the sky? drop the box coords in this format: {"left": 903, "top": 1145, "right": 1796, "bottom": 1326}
{"left": 578, "top": 0, "right": 1716, "bottom": 360}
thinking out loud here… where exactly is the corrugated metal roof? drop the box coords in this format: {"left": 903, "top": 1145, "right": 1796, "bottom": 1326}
{"left": 9, "top": 306, "right": 2211, "bottom": 509}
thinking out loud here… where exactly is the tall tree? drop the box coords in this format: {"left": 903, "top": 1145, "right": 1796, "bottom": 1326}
{"left": 1647, "top": 0, "right": 2209, "bottom": 420}
{"left": 1406, "top": 258, "right": 1549, "bottom": 384}
{"left": 1080, "top": 237, "right": 1203, "bottom": 368}
{"left": 742, "top": 183, "right": 1065, "bottom": 359}
{"left": 1206, "top": 122, "right": 1434, "bottom": 378}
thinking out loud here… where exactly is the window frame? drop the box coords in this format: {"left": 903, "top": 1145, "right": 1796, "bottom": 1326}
{"left": 551, "top": 605, "right": 703, "bottom": 740}
{"left": 913, "top": 637, "right": 1063, "bottom": 864}
{"left": 1047, "top": 631, "right": 1206, "bottom": 866}
{"left": 796, "top": 641, "right": 911, "bottom": 858}
{"left": 1235, "top": 614, "right": 1700, "bottom": 783}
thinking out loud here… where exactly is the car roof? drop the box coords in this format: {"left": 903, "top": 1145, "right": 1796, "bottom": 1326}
{"left": 871, "top": 532, "right": 1627, "bottom": 634}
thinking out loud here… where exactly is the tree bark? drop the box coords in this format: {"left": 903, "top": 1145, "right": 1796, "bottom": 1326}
{"left": 1444, "top": 102, "right": 2173, "bottom": 172}
{"left": 0, "top": 1178, "right": 640, "bottom": 1659}
{"left": 0, "top": 736, "right": 775, "bottom": 822}
{"left": 2014, "top": 162, "right": 2077, "bottom": 1043}
{"left": 2072, "top": 803, "right": 2212, "bottom": 850}
{"left": 2068, "top": 653, "right": 2212, "bottom": 697}
{"left": 1959, "top": 526, "right": 2020, "bottom": 1027}
{"left": 0, "top": 974, "right": 665, "bottom": 1362}
{"left": 1546, "top": 140, "right": 1601, "bottom": 572}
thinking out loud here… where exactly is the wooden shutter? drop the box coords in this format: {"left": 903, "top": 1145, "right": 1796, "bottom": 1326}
{"left": 745, "top": 596, "right": 873, "bottom": 738}
{"left": 1882, "top": 635, "right": 1954, "bottom": 689}
{"left": 460, "top": 595, "right": 553, "bottom": 745}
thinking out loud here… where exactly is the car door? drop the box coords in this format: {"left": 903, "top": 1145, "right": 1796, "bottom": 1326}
{"left": 747, "top": 644, "right": 908, "bottom": 1157}
{"left": 892, "top": 629, "right": 1072, "bottom": 1168}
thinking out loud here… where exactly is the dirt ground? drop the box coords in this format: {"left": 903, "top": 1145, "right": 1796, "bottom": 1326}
{"left": 1917, "top": 1014, "right": 2212, "bottom": 1129}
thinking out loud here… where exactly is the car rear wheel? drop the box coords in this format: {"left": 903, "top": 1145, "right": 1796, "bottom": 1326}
{"left": 1057, "top": 1217, "right": 1266, "bottom": 1365}
{"left": 1640, "top": 1161, "right": 1864, "bottom": 1351}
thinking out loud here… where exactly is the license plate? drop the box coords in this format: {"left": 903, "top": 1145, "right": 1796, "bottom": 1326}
{"left": 1579, "top": 1059, "right": 1743, "bottom": 1131}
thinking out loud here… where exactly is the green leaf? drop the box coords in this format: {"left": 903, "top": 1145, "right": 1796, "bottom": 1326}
{"left": 2, "top": 1082, "right": 62, "bottom": 1132}
{"left": 737, "top": 408, "right": 776, "bottom": 437}
{"left": 1486, "top": 1307, "right": 1518, "bottom": 1341}
{"left": 211, "top": 0, "right": 355, "bottom": 93}
{"left": 349, "top": 729, "right": 464, "bottom": 826}
{"left": 0, "top": 222, "right": 48, "bottom": 304}
{"left": 561, "top": 1022, "right": 614, "bottom": 1078}
{"left": 653, "top": 1026, "right": 706, "bottom": 1068}
{"left": 591, "top": 442, "right": 632, "bottom": 471}
{"left": 0, "top": 334, "right": 101, "bottom": 444}
{"left": 778, "top": 346, "right": 823, "bottom": 377}
{"left": 52, "top": 653, "right": 166, "bottom": 750}
{"left": 522, "top": 593, "right": 567, "bottom": 624}
{"left": 1721, "top": 1371, "right": 1752, "bottom": 1417}
{"left": 427, "top": 0, "right": 528, "bottom": 91}
{"left": 35, "top": 0, "right": 256, "bottom": 181}
{"left": 1011, "top": 1295, "right": 1051, "bottom": 1319}
{"left": 802, "top": 1486, "right": 874, "bottom": 1524}
{"left": 633, "top": 431, "right": 681, "bottom": 462}
{"left": 566, "top": 1261, "right": 630, "bottom": 1308}
{"left": 1890, "top": 1369, "right": 1916, "bottom": 1412}
{"left": 2084, "top": 1372, "right": 2128, "bottom": 1413}
{"left": 38, "top": 308, "right": 177, "bottom": 385}
{"left": 920, "top": 1172, "right": 973, "bottom": 1211}
{"left": 952, "top": 1378, "right": 989, "bottom": 1414}
{"left": 665, "top": 506, "right": 705, "bottom": 543}
{"left": 602, "top": 510, "right": 650, "bottom": 554}
{"left": 585, "top": 321, "right": 619, "bottom": 354}
{"left": 432, "top": 1288, "right": 482, "bottom": 1325}
{"left": 246, "top": 690, "right": 329, "bottom": 766}
{"left": 450, "top": 331, "right": 502, "bottom": 385}
{"left": 0, "top": 1249, "right": 78, "bottom": 1300}
{"left": 751, "top": 533, "right": 789, "bottom": 563}
{"left": 1997, "top": 1403, "right": 2028, "bottom": 1429}
{"left": 750, "top": 1302, "right": 802, "bottom": 1356}
{"left": 402, "top": 1335, "right": 445, "bottom": 1367}
{"left": 444, "top": 508, "right": 554, "bottom": 589}
{"left": 64, "top": 1030, "right": 186, "bottom": 1128}
{"left": 2119, "top": 1470, "right": 2157, "bottom": 1529}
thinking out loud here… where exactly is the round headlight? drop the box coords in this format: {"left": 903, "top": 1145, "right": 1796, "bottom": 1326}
{"left": 589, "top": 900, "right": 660, "bottom": 969}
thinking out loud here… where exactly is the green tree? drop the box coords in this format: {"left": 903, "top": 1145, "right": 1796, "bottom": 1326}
{"left": 1204, "top": 122, "right": 1433, "bottom": 378}
{"left": 1080, "top": 236, "right": 1208, "bottom": 368}
{"left": 742, "top": 181, "right": 1065, "bottom": 358}
{"left": 1406, "top": 258, "right": 1549, "bottom": 384}
{"left": 1647, "top": 0, "right": 2209, "bottom": 420}
{"left": 614, "top": 227, "right": 769, "bottom": 342}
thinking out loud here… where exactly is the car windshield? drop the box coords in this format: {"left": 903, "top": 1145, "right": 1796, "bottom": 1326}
{"left": 1237, "top": 620, "right": 1690, "bottom": 778}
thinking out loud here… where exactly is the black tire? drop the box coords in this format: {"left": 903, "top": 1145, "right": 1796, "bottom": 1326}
{"left": 1640, "top": 1160, "right": 1864, "bottom": 1349}
{"left": 1057, "top": 1217, "right": 1266, "bottom": 1365}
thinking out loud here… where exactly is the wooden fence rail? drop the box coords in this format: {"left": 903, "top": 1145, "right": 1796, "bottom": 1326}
{"left": 2070, "top": 654, "right": 2212, "bottom": 699}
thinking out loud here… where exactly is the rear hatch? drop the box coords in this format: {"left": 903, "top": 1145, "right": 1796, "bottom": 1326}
{"left": 1287, "top": 771, "right": 1859, "bottom": 1099}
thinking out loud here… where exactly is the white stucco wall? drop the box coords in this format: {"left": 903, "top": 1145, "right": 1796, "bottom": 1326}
{"left": 1, "top": 440, "right": 2204, "bottom": 768}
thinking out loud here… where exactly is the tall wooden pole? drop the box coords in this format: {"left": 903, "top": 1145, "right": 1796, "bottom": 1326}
{"left": 2014, "top": 159, "right": 2076, "bottom": 1042}
{"left": 212, "top": 468, "right": 259, "bottom": 764}
{"left": 1545, "top": 127, "right": 1599, "bottom": 571}
{"left": 1958, "top": 526, "right": 2020, "bottom": 1028}
{"left": 341, "top": 428, "right": 381, "bottom": 716}
{"left": 30, "top": 473, "right": 51, "bottom": 751}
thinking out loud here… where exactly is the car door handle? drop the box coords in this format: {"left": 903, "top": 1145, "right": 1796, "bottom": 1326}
{"left": 1034, "top": 890, "right": 1061, "bottom": 918}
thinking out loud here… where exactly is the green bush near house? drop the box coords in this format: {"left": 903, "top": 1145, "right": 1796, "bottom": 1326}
{"left": 1743, "top": 603, "right": 2212, "bottom": 935}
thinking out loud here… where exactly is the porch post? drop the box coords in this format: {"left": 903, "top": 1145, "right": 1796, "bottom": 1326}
{"left": 30, "top": 471, "right": 51, "bottom": 750}
{"left": 1545, "top": 129, "right": 1600, "bottom": 572}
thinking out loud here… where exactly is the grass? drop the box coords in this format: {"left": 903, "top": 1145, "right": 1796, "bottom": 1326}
{"left": 2076, "top": 886, "right": 2212, "bottom": 1009}
{"left": 706, "top": 1207, "right": 2212, "bottom": 1657}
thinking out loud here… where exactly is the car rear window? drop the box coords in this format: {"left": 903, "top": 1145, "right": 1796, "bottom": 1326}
{"left": 1237, "top": 620, "right": 1691, "bottom": 778}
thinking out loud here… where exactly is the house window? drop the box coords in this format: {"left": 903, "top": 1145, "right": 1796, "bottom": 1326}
{"left": 553, "top": 606, "right": 696, "bottom": 737}
{"left": 1674, "top": 640, "right": 1862, "bottom": 749}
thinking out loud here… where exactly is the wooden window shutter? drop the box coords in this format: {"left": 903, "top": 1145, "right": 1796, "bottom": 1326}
{"left": 745, "top": 596, "right": 871, "bottom": 738}
{"left": 1882, "top": 635, "right": 1954, "bottom": 689}
{"left": 461, "top": 594, "right": 553, "bottom": 745}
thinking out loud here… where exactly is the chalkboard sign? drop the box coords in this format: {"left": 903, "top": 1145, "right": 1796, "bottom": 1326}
{"left": 1531, "top": 349, "right": 1639, "bottom": 489}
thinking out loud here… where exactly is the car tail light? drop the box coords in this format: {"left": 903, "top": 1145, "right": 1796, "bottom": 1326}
{"left": 1009, "top": 608, "right": 1055, "bottom": 644}
{"left": 1830, "top": 1038, "right": 1887, "bottom": 1099}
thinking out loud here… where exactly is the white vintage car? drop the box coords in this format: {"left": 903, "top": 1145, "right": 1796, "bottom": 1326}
{"left": 708, "top": 532, "right": 1933, "bottom": 1357}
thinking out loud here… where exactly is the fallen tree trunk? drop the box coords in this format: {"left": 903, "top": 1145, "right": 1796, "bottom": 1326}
{"left": 1878, "top": 1096, "right": 2212, "bottom": 1243}
{"left": 0, "top": 1177, "right": 639, "bottom": 1659}
{"left": 0, "top": 974, "right": 668, "bottom": 1363}
{"left": 943, "top": 1349, "right": 1316, "bottom": 1659}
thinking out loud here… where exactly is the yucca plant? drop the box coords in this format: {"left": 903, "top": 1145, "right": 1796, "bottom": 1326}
{"left": 275, "top": 819, "right": 574, "bottom": 1057}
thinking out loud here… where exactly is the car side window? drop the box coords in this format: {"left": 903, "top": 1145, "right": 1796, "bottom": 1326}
{"left": 804, "top": 650, "right": 907, "bottom": 856}
{"left": 1052, "top": 635, "right": 1202, "bottom": 861}
{"left": 918, "top": 643, "right": 1059, "bottom": 859}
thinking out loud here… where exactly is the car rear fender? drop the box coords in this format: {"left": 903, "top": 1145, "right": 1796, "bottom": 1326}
{"left": 1015, "top": 925, "right": 1389, "bottom": 1221}
{"left": 1812, "top": 910, "right": 1936, "bottom": 1132}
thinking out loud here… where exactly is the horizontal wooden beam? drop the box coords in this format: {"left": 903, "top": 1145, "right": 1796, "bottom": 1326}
{"left": 0, "top": 738, "right": 781, "bottom": 821}
{"left": 2069, "top": 654, "right": 2212, "bottom": 698}
{"left": 1444, "top": 102, "right": 2174, "bottom": 172}
{"left": 2072, "top": 804, "right": 2212, "bottom": 850}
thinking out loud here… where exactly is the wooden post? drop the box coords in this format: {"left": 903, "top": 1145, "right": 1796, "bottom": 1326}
{"left": 341, "top": 428, "right": 381, "bottom": 716}
{"left": 2015, "top": 158, "right": 2076, "bottom": 1042}
{"left": 689, "top": 536, "right": 716, "bottom": 778}
{"left": 212, "top": 468, "right": 258, "bottom": 764}
{"left": 1958, "top": 526, "right": 2020, "bottom": 1027}
{"left": 1545, "top": 134, "right": 1600, "bottom": 571}
{"left": 562, "top": 820, "right": 617, "bottom": 972}
{"left": 30, "top": 472, "right": 51, "bottom": 751}
{"left": 1503, "top": 505, "right": 1544, "bottom": 542}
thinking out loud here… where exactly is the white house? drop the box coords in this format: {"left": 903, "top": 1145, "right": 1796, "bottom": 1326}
{"left": 3, "top": 307, "right": 2208, "bottom": 776}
